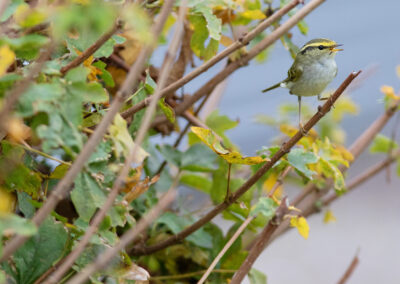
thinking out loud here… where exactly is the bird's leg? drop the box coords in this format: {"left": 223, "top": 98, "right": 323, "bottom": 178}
{"left": 298, "top": 96, "right": 307, "bottom": 135}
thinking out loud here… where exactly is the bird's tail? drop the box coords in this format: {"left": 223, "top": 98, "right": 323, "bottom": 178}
{"left": 262, "top": 82, "right": 281, "bottom": 93}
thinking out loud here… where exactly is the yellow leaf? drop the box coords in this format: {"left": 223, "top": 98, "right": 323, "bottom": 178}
{"left": 396, "top": 65, "right": 400, "bottom": 78}
{"left": 240, "top": 10, "right": 266, "bottom": 20}
{"left": 0, "top": 45, "right": 15, "bottom": 77}
{"left": 191, "top": 126, "right": 267, "bottom": 165}
{"left": 290, "top": 216, "right": 309, "bottom": 239}
{"left": 14, "top": 4, "right": 47, "bottom": 28}
{"left": 263, "top": 172, "right": 283, "bottom": 198}
{"left": 323, "top": 209, "right": 337, "bottom": 223}
{"left": 220, "top": 35, "right": 234, "bottom": 47}
{"left": 6, "top": 117, "right": 31, "bottom": 142}
{"left": 108, "top": 114, "right": 149, "bottom": 162}
{"left": 280, "top": 124, "right": 317, "bottom": 148}
{"left": 0, "top": 188, "right": 16, "bottom": 214}
{"left": 380, "top": 85, "right": 400, "bottom": 100}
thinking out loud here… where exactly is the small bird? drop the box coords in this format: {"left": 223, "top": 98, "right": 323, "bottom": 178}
{"left": 262, "top": 38, "right": 343, "bottom": 132}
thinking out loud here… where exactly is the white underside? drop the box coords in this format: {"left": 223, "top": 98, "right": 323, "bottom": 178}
{"left": 283, "top": 56, "right": 338, "bottom": 97}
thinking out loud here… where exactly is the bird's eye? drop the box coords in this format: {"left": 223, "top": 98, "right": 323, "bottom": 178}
{"left": 318, "top": 45, "right": 324, "bottom": 50}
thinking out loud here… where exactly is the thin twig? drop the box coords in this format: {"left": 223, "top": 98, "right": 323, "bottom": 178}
{"left": 0, "top": 0, "right": 175, "bottom": 263}
{"left": 0, "top": 43, "right": 55, "bottom": 132}
{"left": 198, "top": 216, "right": 254, "bottom": 284}
{"left": 150, "top": 0, "right": 326, "bottom": 128}
{"left": 337, "top": 250, "right": 360, "bottom": 284}
{"left": 230, "top": 197, "right": 290, "bottom": 284}
{"left": 60, "top": 22, "right": 120, "bottom": 74}
{"left": 120, "top": 0, "right": 302, "bottom": 119}
{"left": 16, "top": 143, "right": 71, "bottom": 166}
{"left": 129, "top": 71, "right": 360, "bottom": 256}
{"left": 65, "top": 180, "right": 178, "bottom": 284}
{"left": 43, "top": 3, "right": 185, "bottom": 283}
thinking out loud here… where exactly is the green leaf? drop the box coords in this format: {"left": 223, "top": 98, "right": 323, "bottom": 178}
{"left": 287, "top": 148, "right": 318, "bottom": 179}
{"left": 248, "top": 268, "right": 267, "bottom": 284}
{"left": 297, "top": 20, "right": 309, "bottom": 35}
{"left": 157, "top": 144, "right": 217, "bottom": 172}
{"left": 158, "top": 98, "right": 175, "bottom": 123}
{"left": 71, "top": 173, "right": 107, "bottom": 222}
{"left": 121, "top": 4, "right": 152, "bottom": 44}
{"left": 144, "top": 72, "right": 157, "bottom": 94}
{"left": 13, "top": 217, "right": 68, "bottom": 284}
{"left": 180, "top": 174, "right": 212, "bottom": 193}
{"left": 4, "top": 164, "right": 42, "bottom": 199}
{"left": 0, "top": 214, "right": 37, "bottom": 237}
{"left": 0, "top": 34, "right": 49, "bottom": 60}
{"left": 17, "top": 83, "right": 65, "bottom": 117}
{"left": 68, "top": 81, "right": 109, "bottom": 103}
{"left": 156, "top": 212, "right": 213, "bottom": 249}
{"left": 1, "top": 0, "right": 24, "bottom": 22}
{"left": 319, "top": 158, "right": 346, "bottom": 191}
{"left": 189, "top": 14, "right": 208, "bottom": 58}
{"left": 203, "top": 38, "right": 219, "bottom": 61}
{"left": 370, "top": 134, "right": 398, "bottom": 154}
{"left": 250, "top": 197, "right": 278, "bottom": 219}
{"left": 205, "top": 110, "right": 238, "bottom": 147}
{"left": 181, "top": 144, "right": 217, "bottom": 172}
{"left": 0, "top": 73, "right": 21, "bottom": 98}
{"left": 193, "top": 4, "right": 221, "bottom": 41}
{"left": 65, "top": 66, "right": 90, "bottom": 83}
{"left": 92, "top": 61, "right": 115, "bottom": 87}
{"left": 49, "top": 164, "right": 70, "bottom": 179}
{"left": 17, "top": 192, "right": 35, "bottom": 218}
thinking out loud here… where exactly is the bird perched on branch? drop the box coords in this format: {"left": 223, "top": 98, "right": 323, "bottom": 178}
{"left": 262, "top": 38, "right": 343, "bottom": 132}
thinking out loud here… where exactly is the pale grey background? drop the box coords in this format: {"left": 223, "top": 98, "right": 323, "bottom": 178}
{"left": 154, "top": 0, "right": 400, "bottom": 282}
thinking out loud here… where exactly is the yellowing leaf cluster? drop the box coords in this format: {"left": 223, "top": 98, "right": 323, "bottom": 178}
{"left": 191, "top": 126, "right": 267, "bottom": 165}
{"left": 122, "top": 166, "right": 160, "bottom": 203}
{"left": 290, "top": 216, "right": 309, "bottom": 239}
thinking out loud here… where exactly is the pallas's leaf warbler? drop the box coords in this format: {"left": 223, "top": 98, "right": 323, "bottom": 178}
{"left": 262, "top": 38, "right": 343, "bottom": 131}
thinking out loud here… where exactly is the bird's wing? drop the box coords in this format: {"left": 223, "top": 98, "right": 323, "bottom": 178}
{"left": 287, "top": 61, "right": 303, "bottom": 82}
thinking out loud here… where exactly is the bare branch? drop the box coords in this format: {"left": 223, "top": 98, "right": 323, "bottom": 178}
{"left": 230, "top": 198, "right": 290, "bottom": 284}
{"left": 337, "top": 250, "right": 360, "bottom": 284}
{"left": 65, "top": 182, "right": 178, "bottom": 284}
{"left": 0, "top": 0, "right": 175, "bottom": 263}
{"left": 60, "top": 23, "right": 120, "bottom": 74}
{"left": 120, "top": 0, "right": 303, "bottom": 119}
{"left": 42, "top": 3, "right": 186, "bottom": 282}
{"left": 130, "top": 71, "right": 361, "bottom": 256}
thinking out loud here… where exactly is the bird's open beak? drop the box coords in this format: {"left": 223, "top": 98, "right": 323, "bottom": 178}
{"left": 330, "top": 44, "right": 343, "bottom": 52}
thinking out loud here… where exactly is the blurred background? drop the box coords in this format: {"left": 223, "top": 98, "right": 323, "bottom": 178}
{"left": 162, "top": 0, "right": 400, "bottom": 282}
{"left": 223, "top": 0, "right": 400, "bottom": 283}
